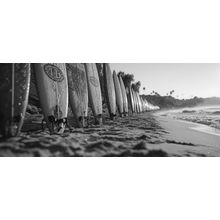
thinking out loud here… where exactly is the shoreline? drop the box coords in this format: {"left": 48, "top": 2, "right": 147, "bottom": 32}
{"left": 157, "top": 106, "right": 220, "bottom": 137}
{"left": 157, "top": 114, "right": 220, "bottom": 148}
{"left": 175, "top": 118, "right": 220, "bottom": 137}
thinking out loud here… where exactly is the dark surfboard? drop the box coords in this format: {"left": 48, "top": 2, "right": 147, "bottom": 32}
{"left": 85, "top": 63, "right": 103, "bottom": 125}
{"left": 0, "top": 64, "right": 31, "bottom": 137}
{"left": 113, "top": 71, "right": 124, "bottom": 117}
{"left": 128, "top": 86, "right": 135, "bottom": 113}
{"left": 103, "top": 64, "right": 116, "bottom": 120}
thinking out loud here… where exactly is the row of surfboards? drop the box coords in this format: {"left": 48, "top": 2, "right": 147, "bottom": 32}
{"left": 0, "top": 63, "right": 160, "bottom": 137}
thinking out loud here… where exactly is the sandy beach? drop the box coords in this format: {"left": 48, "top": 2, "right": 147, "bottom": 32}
{"left": 1, "top": 106, "right": 220, "bottom": 157}
{"left": 156, "top": 115, "right": 220, "bottom": 156}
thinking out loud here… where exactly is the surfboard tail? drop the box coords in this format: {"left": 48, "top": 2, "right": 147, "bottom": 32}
{"left": 47, "top": 116, "right": 68, "bottom": 134}
{"left": 76, "top": 116, "right": 88, "bottom": 128}
{"left": 95, "top": 114, "right": 103, "bottom": 125}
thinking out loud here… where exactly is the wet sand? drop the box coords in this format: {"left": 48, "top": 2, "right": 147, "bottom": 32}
{"left": 0, "top": 110, "right": 220, "bottom": 156}
{"left": 155, "top": 115, "right": 220, "bottom": 156}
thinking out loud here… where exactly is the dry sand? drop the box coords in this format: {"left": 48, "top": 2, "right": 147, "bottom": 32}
{"left": 0, "top": 110, "right": 220, "bottom": 157}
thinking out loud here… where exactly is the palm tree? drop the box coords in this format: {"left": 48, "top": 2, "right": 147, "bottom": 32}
{"left": 131, "top": 81, "right": 141, "bottom": 93}
{"left": 169, "top": 90, "right": 175, "bottom": 96}
{"left": 119, "top": 72, "right": 134, "bottom": 88}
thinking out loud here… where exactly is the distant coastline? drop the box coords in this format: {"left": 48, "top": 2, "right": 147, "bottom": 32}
{"left": 141, "top": 95, "right": 220, "bottom": 110}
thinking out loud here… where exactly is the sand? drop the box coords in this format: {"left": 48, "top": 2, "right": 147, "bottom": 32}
{"left": 155, "top": 115, "right": 220, "bottom": 156}
{"left": 0, "top": 110, "right": 220, "bottom": 157}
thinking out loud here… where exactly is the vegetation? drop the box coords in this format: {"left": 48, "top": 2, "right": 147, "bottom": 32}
{"left": 141, "top": 95, "right": 220, "bottom": 109}
{"left": 118, "top": 71, "right": 141, "bottom": 94}
{"left": 118, "top": 72, "right": 134, "bottom": 88}
{"left": 131, "top": 81, "right": 141, "bottom": 93}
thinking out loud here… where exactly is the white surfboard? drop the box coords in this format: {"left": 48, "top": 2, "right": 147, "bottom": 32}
{"left": 134, "top": 91, "right": 140, "bottom": 113}
{"left": 118, "top": 74, "right": 128, "bottom": 116}
{"left": 140, "top": 96, "right": 144, "bottom": 112}
{"left": 34, "top": 63, "right": 68, "bottom": 134}
{"left": 128, "top": 86, "right": 135, "bottom": 113}
{"left": 134, "top": 90, "right": 139, "bottom": 113}
{"left": 131, "top": 88, "right": 136, "bottom": 113}
{"left": 137, "top": 93, "right": 143, "bottom": 112}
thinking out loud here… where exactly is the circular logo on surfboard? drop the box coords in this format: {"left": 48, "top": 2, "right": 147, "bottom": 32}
{"left": 43, "top": 64, "right": 64, "bottom": 82}
{"left": 89, "top": 76, "right": 99, "bottom": 87}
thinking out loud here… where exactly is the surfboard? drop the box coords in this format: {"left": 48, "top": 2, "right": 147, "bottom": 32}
{"left": 127, "top": 86, "right": 135, "bottom": 113}
{"left": 113, "top": 71, "right": 123, "bottom": 117}
{"left": 141, "top": 97, "right": 144, "bottom": 112}
{"left": 144, "top": 99, "right": 149, "bottom": 112}
{"left": 103, "top": 64, "right": 116, "bottom": 120}
{"left": 96, "top": 63, "right": 105, "bottom": 103}
{"left": 140, "top": 96, "right": 144, "bottom": 112}
{"left": 137, "top": 93, "right": 143, "bottom": 112}
{"left": 141, "top": 97, "right": 146, "bottom": 111}
{"left": 142, "top": 97, "right": 147, "bottom": 112}
{"left": 145, "top": 100, "right": 150, "bottom": 111}
{"left": 118, "top": 74, "right": 128, "bottom": 116}
{"left": 85, "top": 63, "right": 102, "bottom": 125}
{"left": 133, "top": 90, "right": 138, "bottom": 113}
{"left": 134, "top": 91, "right": 141, "bottom": 113}
{"left": 66, "top": 63, "right": 88, "bottom": 127}
{"left": 131, "top": 88, "right": 136, "bottom": 113}
{"left": 0, "top": 64, "right": 31, "bottom": 137}
{"left": 34, "top": 63, "right": 68, "bottom": 134}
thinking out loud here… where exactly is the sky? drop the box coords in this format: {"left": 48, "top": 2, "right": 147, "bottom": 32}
{"left": 110, "top": 64, "right": 220, "bottom": 99}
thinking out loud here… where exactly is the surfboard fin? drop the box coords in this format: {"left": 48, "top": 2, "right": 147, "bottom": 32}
{"left": 47, "top": 116, "right": 67, "bottom": 134}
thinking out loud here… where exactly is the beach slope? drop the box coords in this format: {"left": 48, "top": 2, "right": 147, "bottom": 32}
{"left": 0, "top": 111, "right": 220, "bottom": 156}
